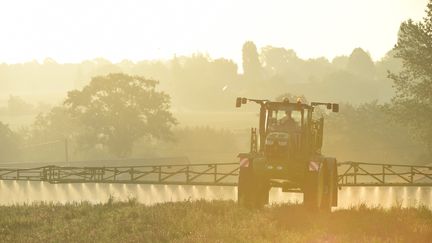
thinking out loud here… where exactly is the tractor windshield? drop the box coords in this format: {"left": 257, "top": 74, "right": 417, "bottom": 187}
{"left": 267, "top": 108, "right": 305, "bottom": 133}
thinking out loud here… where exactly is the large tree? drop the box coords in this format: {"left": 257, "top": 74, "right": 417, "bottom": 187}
{"left": 389, "top": 1, "right": 432, "bottom": 155}
{"left": 64, "top": 73, "right": 177, "bottom": 157}
{"left": 242, "top": 41, "right": 263, "bottom": 80}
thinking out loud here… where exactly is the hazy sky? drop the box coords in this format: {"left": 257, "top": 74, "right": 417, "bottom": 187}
{"left": 0, "top": 0, "right": 428, "bottom": 64}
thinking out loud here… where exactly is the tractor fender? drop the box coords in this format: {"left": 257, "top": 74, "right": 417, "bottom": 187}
{"left": 308, "top": 155, "right": 326, "bottom": 172}
{"left": 238, "top": 154, "right": 267, "bottom": 176}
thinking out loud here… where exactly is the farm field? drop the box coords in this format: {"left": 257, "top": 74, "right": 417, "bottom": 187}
{"left": 0, "top": 200, "right": 431, "bottom": 243}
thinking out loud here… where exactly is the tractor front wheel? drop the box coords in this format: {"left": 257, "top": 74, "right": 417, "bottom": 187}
{"left": 238, "top": 166, "right": 269, "bottom": 208}
{"left": 303, "top": 170, "right": 324, "bottom": 210}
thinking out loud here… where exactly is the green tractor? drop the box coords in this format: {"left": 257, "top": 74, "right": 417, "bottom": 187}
{"left": 236, "top": 97, "right": 339, "bottom": 211}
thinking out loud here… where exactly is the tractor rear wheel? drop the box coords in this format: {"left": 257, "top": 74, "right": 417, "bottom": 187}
{"left": 238, "top": 166, "right": 269, "bottom": 208}
{"left": 320, "top": 160, "right": 338, "bottom": 212}
{"left": 303, "top": 160, "right": 338, "bottom": 211}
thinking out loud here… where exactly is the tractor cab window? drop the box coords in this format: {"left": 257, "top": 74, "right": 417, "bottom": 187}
{"left": 268, "top": 108, "right": 303, "bottom": 132}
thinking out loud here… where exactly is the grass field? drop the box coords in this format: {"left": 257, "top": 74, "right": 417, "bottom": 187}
{"left": 0, "top": 199, "right": 431, "bottom": 243}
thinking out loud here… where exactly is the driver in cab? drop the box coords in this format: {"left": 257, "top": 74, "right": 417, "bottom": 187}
{"left": 269, "top": 109, "right": 299, "bottom": 132}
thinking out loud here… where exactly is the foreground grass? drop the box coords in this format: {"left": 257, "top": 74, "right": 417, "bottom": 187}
{"left": 0, "top": 199, "right": 431, "bottom": 243}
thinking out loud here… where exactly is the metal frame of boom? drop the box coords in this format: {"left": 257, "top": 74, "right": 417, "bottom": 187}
{"left": 0, "top": 163, "right": 240, "bottom": 186}
{"left": 337, "top": 161, "right": 432, "bottom": 187}
{"left": 0, "top": 161, "right": 431, "bottom": 187}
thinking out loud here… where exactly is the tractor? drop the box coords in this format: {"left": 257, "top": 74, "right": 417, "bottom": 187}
{"left": 236, "top": 97, "right": 339, "bottom": 211}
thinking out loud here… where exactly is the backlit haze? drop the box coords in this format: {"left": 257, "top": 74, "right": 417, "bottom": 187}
{"left": 0, "top": 0, "right": 428, "bottom": 65}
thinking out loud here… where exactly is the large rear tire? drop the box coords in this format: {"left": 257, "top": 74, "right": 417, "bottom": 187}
{"left": 238, "top": 166, "right": 269, "bottom": 208}
{"left": 303, "top": 159, "right": 338, "bottom": 211}
{"left": 320, "top": 160, "right": 335, "bottom": 212}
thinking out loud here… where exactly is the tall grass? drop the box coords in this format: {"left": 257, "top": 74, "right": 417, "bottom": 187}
{"left": 0, "top": 199, "right": 431, "bottom": 242}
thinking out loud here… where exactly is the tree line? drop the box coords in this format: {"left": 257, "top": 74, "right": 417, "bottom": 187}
{"left": 0, "top": 43, "right": 401, "bottom": 111}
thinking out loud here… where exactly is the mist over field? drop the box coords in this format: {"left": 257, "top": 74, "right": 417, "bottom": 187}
{"left": 0, "top": 44, "right": 426, "bottom": 164}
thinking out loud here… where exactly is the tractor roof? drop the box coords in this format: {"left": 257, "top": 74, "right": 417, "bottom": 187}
{"left": 265, "top": 101, "right": 311, "bottom": 110}
{"left": 236, "top": 97, "right": 339, "bottom": 112}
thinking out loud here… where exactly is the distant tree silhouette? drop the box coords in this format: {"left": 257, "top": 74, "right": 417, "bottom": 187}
{"left": 332, "top": 55, "right": 349, "bottom": 69}
{"left": 30, "top": 106, "right": 76, "bottom": 142}
{"left": 260, "top": 46, "right": 298, "bottom": 77}
{"left": 347, "top": 48, "right": 375, "bottom": 78}
{"left": 7, "top": 96, "right": 34, "bottom": 116}
{"left": 304, "top": 57, "right": 333, "bottom": 83}
{"left": 166, "top": 54, "right": 238, "bottom": 109}
{"left": 324, "top": 102, "right": 423, "bottom": 162}
{"left": 242, "top": 41, "right": 263, "bottom": 80}
{"left": 375, "top": 50, "right": 402, "bottom": 79}
{"left": 0, "top": 122, "right": 20, "bottom": 162}
{"left": 0, "top": 44, "right": 402, "bottom": 111}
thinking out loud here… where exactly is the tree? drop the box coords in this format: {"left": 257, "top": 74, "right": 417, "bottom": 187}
{"left": 332, "top": 55, "right": 349, "bottom": 69}
{"left": 347, "top": 48, "right": 375, "bottom": 78}
{"left": 167, "top": 54, "right": 238, "bottom": 110}
{"left": 7, "top": 95, "right": 34, "bottom": 116}
{"left": 375, "top": 50, "right": 402, "bottom": 79}
{"left": 242, "top": 41, "right": 263, "bottom": 80}
{"left": 0, "top": 122, "right": 21, "bottom": 162}
{"left": 260, "top": 46, "right": 297, "bottom": 74}
{"left": 324, "top": 102, "right": 423, "bottom": 162}
{"left": 64, "top": 73, "right": 177, "bottom": 157}
{"left": 259, "top": 46, "right": 304, "bottom": 83}
{"left": 389, "top": 1, "right": 432, "bottom": 156}
{"left": 30, "top": 106, "right": 77, "bottom": 143}
{"left": 16, "top": 106, "right": 78, "bottom": 162}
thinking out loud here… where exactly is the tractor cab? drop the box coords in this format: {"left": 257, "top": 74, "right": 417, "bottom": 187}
{"left": 236, "top": 97, "right": 338, "bottom": 157}
{"left": 264, "top": 101, "right": 308, "bottom": 167}
{"left": 267, "top": 104, "right": 303, "bottom": 132}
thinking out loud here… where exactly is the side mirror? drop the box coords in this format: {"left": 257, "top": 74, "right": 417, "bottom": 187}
{"left": 242, "top": 97, "right": 247, "bottom": 104}
{"left": 326, "top": 103, "right": 332, "bottom": 110}
{"left": 236, "top": 97, "right": 242, "bottom": 107}
{"left": 332, "top": 103, "right": 339, "bottom": 113}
